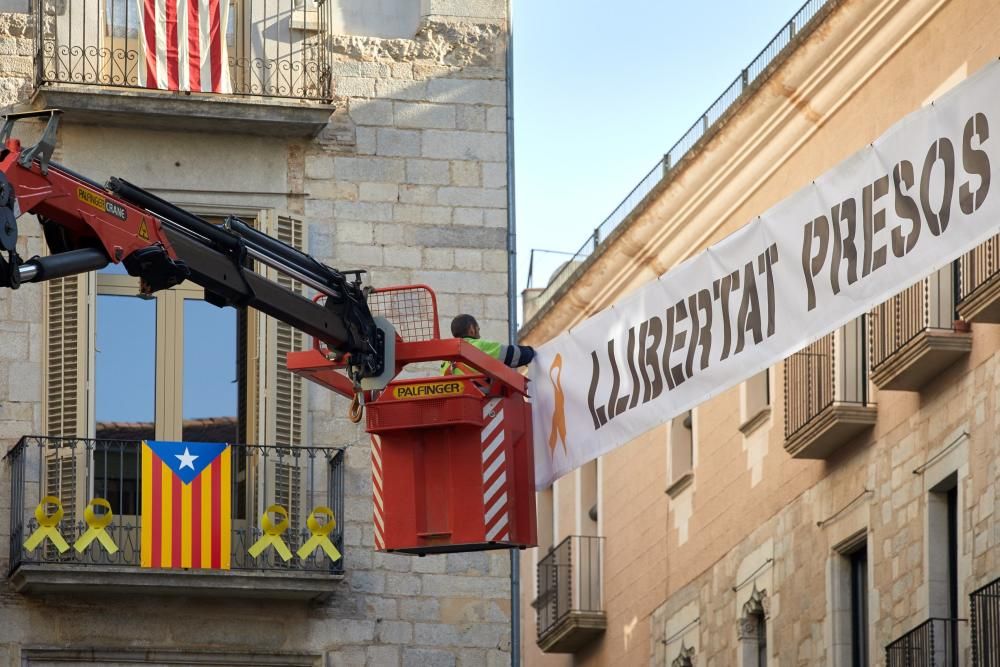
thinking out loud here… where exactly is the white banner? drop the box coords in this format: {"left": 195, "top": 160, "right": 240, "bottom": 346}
{"left": 530, "top": 60, "right": 1000, "bottom": 490}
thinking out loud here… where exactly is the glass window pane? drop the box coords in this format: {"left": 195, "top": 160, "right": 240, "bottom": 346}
{"left": 94, "top": 442, "right": 141, "bottom": 515}
{"left": 105, "top": 0, "right": 139, "bottom": 38}
{"left": 95, "top": 294, "right": 155, "bottom": 440}
{"left": 98, "top": 261, "right": 129, "bottom": 275}
{"left": 182, "top": 299, "right": 237, "bottom": 443}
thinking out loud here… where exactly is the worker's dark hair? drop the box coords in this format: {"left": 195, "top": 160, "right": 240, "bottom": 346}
{"left": 451, "top": 314, "right": 478, "bottom": 338}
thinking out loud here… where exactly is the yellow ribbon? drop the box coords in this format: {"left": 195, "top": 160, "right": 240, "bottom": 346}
{"left": 296, "top": 506, "right": 341, "bottom": 562}
{"left": 23, "top": 495, "right": 70, "bottom": 553}
{"left": 74, "top": 498, "right": 119, "bottom": 554}
{"left": 548, "top": 354, "right": 568, "bottom": 457}
{"left": 248, "top": 504, "right": 293, "bottom": 561}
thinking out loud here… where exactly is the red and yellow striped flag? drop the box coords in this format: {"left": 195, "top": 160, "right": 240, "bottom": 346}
{"left": 141, "top": 441, "right": 231, "bottom": 569}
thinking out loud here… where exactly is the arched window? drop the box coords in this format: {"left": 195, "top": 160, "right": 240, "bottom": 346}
{"left": 738, "top": 586, "right": 769, "bottom": 666}
{"left": 671, "top": 642, "right": 696, "bottom": 667}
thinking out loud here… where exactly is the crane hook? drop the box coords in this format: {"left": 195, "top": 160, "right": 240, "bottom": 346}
{"left": 348, "top": 392, "right": 364, "bottom": 424}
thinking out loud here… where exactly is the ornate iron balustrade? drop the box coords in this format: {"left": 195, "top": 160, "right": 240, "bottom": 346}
{"left": 783, "top": 318, "right": 868, "bottom": 440}
{"left": 972, "top": 577, "right": 1000, "bottom": 667}
{"left": 869, "top": 265, "right": 958, "bottom": 371}
{"left": 533, "top": 535, "right": 604, "bottom": 640}
{"left": 35, "top": 0, "right": 332, "bottom": 100}
{"left": 5, "top": 435, "right": 344, "bottom": 575}
{"left": 885, "top": 618, "right": 964, "bottom": 667}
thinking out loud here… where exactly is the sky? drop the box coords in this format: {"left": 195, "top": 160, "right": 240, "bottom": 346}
{"left": 512, "top": 0, "right": 810, "bottom": 322}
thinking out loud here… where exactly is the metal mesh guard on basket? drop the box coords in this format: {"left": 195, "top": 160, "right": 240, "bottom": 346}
{"left": 368, "top": 285, "right": 439, "bottom": 341}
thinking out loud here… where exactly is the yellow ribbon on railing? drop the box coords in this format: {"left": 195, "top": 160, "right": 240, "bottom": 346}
{"left": 74, "top": 498, "right": 119, "bottom": 555}
{"left": 296, "top": 506, "right": 341, "bottom": 562}
{"left": 248, "top": 504, "right": 293, "bottom": 561}
{"left": 23, "top": 495, "right": 70, "bottom": 553}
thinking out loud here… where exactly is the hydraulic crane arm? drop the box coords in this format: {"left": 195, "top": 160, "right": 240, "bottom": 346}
{"left": 0, "top": 110, "right": 385, "bottom": 385}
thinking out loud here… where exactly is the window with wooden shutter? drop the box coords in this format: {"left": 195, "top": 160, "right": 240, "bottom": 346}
{"left": 260, "top": 213, "right": 307, "bottom": 535}
{"left": 43, "top": 272, "right": 92, "bottom": 550}
{"left": 273, "top": 214, "right": 305, "bottom": 449}
{"left": 45, "top": 273, "right": 90, "bottom": 439}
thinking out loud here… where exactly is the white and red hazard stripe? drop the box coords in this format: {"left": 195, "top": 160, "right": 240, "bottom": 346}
{"left": 135, "top": 0, "right": 232, "bottom": 93}
{"left": 371, "top": 434, "right": 385, "bottom": 551}
{"left": 481, "top": 397, "right": 510, "bottom": 542}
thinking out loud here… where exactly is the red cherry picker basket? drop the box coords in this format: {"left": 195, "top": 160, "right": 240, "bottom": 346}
{"left": 287, "top": 285, "right": 537, "bottom": 555}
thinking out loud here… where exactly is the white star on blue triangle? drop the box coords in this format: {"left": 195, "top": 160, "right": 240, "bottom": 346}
{"left": 146, "top": 441, "right": 228, "bottom": 484}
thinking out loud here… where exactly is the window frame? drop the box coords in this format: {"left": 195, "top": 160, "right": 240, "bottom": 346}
{"left": 666, "top": 410, "right": 695, "bottom": 497}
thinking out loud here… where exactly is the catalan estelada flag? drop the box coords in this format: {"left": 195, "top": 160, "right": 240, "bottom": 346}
{"left": 141, "top": 440, "right": 231, "bottom": 569}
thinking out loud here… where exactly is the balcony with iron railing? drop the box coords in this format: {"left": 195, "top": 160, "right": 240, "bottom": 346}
{"left": 958, "top": 234, "right": 1000, "bottom": 323}
{"left": 5, "top": 435, "right": 345, "bottom": 599}
{"left": 971, "top": 576, "right": 1000, "bottom": 667}
{"left": 30, "top": 0, "right": 335, "bottom": 136}
{"left": 885, "top": 617, "right": 964, "bottom": 667}
{"left": 783, "top": 318, "right": 876, "bottom": 458}
{"left": 868, "top": 265, "right": 971, "bottom": 392}
{"left": 533, "top": 535, "right": 605, "bottom": 653}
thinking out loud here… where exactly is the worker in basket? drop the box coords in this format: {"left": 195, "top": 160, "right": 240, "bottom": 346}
{"left": 441, "top": 314, "right": 535, "bottom": 376}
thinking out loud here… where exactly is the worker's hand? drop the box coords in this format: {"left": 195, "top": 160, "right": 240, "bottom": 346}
{"left": 519, "top": 345, "right": 536, "bottom": 366}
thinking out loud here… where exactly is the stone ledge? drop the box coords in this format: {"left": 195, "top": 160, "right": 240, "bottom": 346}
{"left": 870, "top": 328, "right": 972, "bottom": 391}
{"left": 739, "top": 407, "right": 772, "bottom": 436}
{"left": 27, "top": 84, "right": 334, "bottom": 138}
{"left": 537, "top": 610, "right": 607, "bottom": 653}
{"left": 784, "top": 402, "right": 877, "bottom": 459}
{"left": 9, "top": 563, "right": 344, "bottom": 601}
{"left": 665, "top": 472, "right": 694, "bottom": 499}
{"left": 21, "top": 647, "right": 321, "bottom": 666}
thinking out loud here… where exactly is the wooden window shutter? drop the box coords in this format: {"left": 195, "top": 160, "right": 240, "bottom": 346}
{"left": 272, "top": 214, "right": 305, "bottom": 448}
{"left": 259, "top": 212, "right": 307, "bottom": 534}
{"left": 43, "top": 271, "right": 92, "bottom": 538}
{"left": 44, "top": 273, "right": 90, "bottom": 438}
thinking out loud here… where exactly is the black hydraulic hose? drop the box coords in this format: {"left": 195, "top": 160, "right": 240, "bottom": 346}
{"left": 225, "top": 216, "right": 342, "bottom": 287}
{"left": 108, "top": 177, "right": 343, "bottom": 292}
{"left": 107, "top": 178, "right": 241, "bottom": 253}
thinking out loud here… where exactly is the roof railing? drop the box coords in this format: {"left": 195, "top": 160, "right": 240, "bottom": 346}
{"left": 524, "top": 0, "right": 834, "bottom": 314}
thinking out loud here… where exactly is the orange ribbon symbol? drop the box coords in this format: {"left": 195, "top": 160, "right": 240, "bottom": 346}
{"left": 548, "top": 354, "right": 568, "bottom": 457}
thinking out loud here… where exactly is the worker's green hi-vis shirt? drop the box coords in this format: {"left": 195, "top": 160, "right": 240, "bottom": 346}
{"left": 441, "top": 337, "right": 504, "bottom": 375}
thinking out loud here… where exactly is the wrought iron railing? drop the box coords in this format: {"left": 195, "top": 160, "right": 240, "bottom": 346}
{"left": 959, "top": 234, "right": 1000, "bottom": 303}
{"left": 524, "top": 0, "right": 834, "bottom": 311}
{"left": 35, "top": 0, "right": 332, "bottom": 100}
{"left": 5, "top": 435, "right": 344, "bottom": 575}
{"left": 783, "top": 317, "right": 868, "bottom": 439}
{"left": 533, "top": 535, "right": 604, "bottom": 640}
{"left": 972, "top": 577, "right": 1000, "bottom": 667}
{"left": 869, "top": 265, "right": 958, "bottom": 370}
{"left": 885, "top": 618, "right": 964, "bottom": 667}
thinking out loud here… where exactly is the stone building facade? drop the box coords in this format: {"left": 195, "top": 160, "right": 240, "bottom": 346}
{"left": 519, "top": 0, "right": 1000, "bottom": 665}
{"left": 0, "top": 1, "right": 515, "bottom": 665}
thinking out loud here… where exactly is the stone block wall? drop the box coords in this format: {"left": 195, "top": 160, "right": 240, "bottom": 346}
{"left": 0, "top": 12, "right": 32, "bottom": 108}
{"left": 304, "top": 17, "right": 513, "bottom": 664}
{"left": 309, "top": 17, "right": 511, "bottom": 337}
